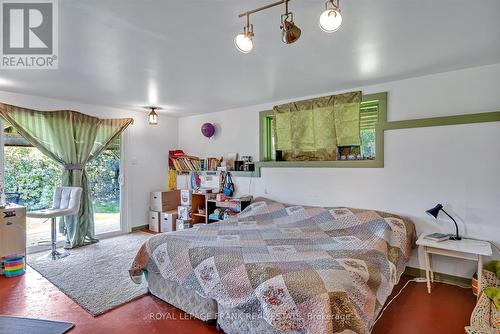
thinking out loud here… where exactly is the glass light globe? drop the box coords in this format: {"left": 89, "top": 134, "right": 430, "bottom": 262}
{"left": 319, "top": 9, "right": 342, "bottom": 33}
{"left": 234, "top": 33, "right": 253, "bottom": 53}
{"left": 148, "top": 111, "right": 158, "bottom": 125}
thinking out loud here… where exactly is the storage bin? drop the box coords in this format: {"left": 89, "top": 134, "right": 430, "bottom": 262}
{"left": 176, "top": 219, "right": 192, "bottom": 231}
{"left": 2, "top": 256, "right": 25, "bottom": 277}
{"left": 180, "top": 190, "right": 192, "bottom": 206}
{"left": 160, "top": 211, "right": 178, "bottom": 232}
{"left": 177, "top": 205, "right": 192, "bottom": 220}
{"left": 150, "top": 190, "right": 180, "bottom": 212}
{"left": 149, "top": 211, "right": 160, "bottom": 232}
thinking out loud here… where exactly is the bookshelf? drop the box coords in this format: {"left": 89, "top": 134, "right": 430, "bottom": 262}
{"left": 175, "top": 170, "right": 260, "bottom": 178}
{"left": 191, "top": 193, "right": 252, "bottom": 224}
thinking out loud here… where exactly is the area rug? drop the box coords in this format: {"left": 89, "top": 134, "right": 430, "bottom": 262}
{"left": 0, "top": 316, "right": 74, "bottom": 334}
{"left": 27, "top": 232, "right": 151, "bottom": 316}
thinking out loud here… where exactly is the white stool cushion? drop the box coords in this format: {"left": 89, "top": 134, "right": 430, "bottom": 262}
{"left": 27, "top": 187, "right": 82, "bottom": 218}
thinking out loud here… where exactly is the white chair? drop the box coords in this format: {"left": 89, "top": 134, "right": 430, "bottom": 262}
{"left": 28, "top": 187, "right": 82, "bottom": 260}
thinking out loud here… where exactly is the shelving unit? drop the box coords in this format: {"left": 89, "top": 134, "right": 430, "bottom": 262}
{"left": 207, "top": 197, "right": 252, "bottom": 223}
{"left": 191, "top": 193, "right": 252, "bottom": 224}
{"left": 191, "top": 193, "right": 211, "bottom": 225}
{"left": 175, "top": 170, "right": 260, "bottom": 177}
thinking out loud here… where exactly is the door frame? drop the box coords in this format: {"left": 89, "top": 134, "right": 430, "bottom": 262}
{"left": 93, "top": 129, "right": 131, "bottom": 238}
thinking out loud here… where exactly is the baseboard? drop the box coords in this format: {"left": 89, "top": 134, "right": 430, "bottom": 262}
{"left": 404, "top": 266, "right": 472, "bottom": 286}
{"left": 131, "top": 224, "right": 149, "bottom": 232}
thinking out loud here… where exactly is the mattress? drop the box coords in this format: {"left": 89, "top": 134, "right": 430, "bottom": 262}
{"left": 147, "top": 269, "right": 300, "bottom": 333}
{"left": 147, "top": 269, "right": 217, "bottom": 321}
{"left": 131, "top": 199, "right": 416, "bottom": 334}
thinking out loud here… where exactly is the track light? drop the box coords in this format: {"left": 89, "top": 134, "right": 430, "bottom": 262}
{"left": 319, "top": 0, "right": 342, "bottom": 33}
{"left": 235, "top": 13, "right": 254, "bottom": 53}
{"left": 236, "top": 0, "right": 342, "bottom": 52}
{"left": 280, "top": 1, "right": 301, "bottom": 44}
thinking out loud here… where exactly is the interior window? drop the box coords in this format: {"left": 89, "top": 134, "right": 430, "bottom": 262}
{"left": 261, "top": 96, "right": 380, "bottom": 162}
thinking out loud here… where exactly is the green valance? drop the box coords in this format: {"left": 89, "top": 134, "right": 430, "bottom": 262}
{"left": 273, "top": 91, "right": 361, "bottom": 161}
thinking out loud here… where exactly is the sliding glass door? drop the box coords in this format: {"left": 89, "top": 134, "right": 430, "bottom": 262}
{"left": 3, "top": 122, "right": 125, "bottom": 250}
{"left": 87, "top": 136, "right": 122, "bottom": 236}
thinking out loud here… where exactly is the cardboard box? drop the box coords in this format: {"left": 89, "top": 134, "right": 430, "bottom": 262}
{"left": 177, "top": 205, "right": 192, "bottom": 220}
{"left": 160, "top": 210, "right": 178, "bottom": 232}
{"left": 149, "top": 211, "right": 160, "bottom": 232}
{"left": 176, "top": 219, "right": 192, "bottom": 231}
{"left": 180, "top": 189, "right": 192, "bottom": 206}
{"left": 150, "top": 190, "right": 180, "bottom": 212}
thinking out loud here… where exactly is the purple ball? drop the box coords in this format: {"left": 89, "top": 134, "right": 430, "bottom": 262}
{"left": 201, "top": 123, "right": 216, "bottom": 138}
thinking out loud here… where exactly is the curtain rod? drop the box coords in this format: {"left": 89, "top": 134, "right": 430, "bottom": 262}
{"left": 238, "top": 0, "right": 289, "bottom": 18}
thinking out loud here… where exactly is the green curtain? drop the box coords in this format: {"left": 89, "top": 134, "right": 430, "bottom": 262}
{"left": 0, "top": 103, "right": 133, "bottom": 248}
{"left": 273, "top": 91, "right": 361, "bottom": 161}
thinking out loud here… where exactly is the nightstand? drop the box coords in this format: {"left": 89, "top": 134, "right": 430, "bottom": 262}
{"left": 416, "top": 234, "right": 492, "bottom": 294}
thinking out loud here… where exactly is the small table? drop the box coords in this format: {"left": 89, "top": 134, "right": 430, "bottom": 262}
{"left": 416, "top": 234, "right": 492, "bottom": 294}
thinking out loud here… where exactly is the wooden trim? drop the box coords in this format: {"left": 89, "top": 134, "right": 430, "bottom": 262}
{"left": 131, "top": 224, "right": 149, "bottom": 232}
{"left": 404, "top": 266, "right": 472, "bottom": 286}
{"left": 384, "top": 110, "right": 500, "bottom": 131}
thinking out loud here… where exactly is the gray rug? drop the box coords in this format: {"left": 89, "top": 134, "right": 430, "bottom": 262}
{"left": 27, "top": 232, "right": 151, "bottom": 316}
{"left": 0, "top": 316, "right": 74, "bottom": 334}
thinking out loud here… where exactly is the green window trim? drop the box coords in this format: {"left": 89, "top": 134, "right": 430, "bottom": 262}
{"left": 259, "top": 92, "right": 388, "bottom": 168}
{"left": 258, "top": 92, "right": 500, "bottom": 172}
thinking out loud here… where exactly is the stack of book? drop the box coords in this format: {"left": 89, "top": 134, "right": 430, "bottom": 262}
{"left": 169, "top": 150, "right": 221, "bottom": 173}
{"left": 423, "top": 233, "right": 450, "bottom": 242}
{"left": 171, "top": 155, "right": 200, "bottom": 172}
{"left": 199, "top": 157, "right": 221, "bottom": 171}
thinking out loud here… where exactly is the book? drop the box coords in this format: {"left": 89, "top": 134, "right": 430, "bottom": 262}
{"left": 424, "top": 233, "right": 450, "bottom": 242}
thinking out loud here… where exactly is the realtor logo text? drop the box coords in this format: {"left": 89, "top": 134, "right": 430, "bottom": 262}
{"left": 1, "top": 0, "right": 58, "bottom": 69}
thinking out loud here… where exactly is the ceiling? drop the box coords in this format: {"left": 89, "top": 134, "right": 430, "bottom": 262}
{"left": 0, "top": 0, "right": 499, "bottom": 116}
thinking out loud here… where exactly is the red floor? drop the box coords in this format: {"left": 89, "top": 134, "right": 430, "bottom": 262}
{"left": 0, "top": 267, "right": 475, "bottom": 334}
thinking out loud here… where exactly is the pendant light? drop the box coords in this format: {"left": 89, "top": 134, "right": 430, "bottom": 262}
{"left": 145, "top": 106, "right": 161, "bottom": 125}
{"left": 280, "top": 0, "right": 301, "bottom": 44}
{"left": 234, "top": 13, "right": 254, "bottom": 53}
{"left": 319, "top": 0, "right": 342, "bottom": 33}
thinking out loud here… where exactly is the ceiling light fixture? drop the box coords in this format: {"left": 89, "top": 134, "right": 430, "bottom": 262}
{"left": 145, "top": 106, "right": 161, "bottom": 125}
{"left": 234, "top": 13, "right": 254, "bottom": 53}
{"left": 236, "top": 0, "right": 342, "bottom": 52}
{"left": 319, "top": 0, "right": 342, "bottom": 33}
{"left": 280, "top": 1, "right": 301, "bottom": 44}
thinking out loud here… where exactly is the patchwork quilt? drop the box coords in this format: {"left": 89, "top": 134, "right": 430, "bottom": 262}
{"left": 130, "top": 200, "right": 416, "bottom": 334}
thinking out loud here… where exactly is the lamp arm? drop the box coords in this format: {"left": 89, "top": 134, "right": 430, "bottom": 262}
{"left": 440, "top": 208, "right": 460, "bottom": 239}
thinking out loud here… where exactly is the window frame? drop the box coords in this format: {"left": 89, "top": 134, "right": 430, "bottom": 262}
{"left": 258, "top": 92, "right": 387, "bottom": 168}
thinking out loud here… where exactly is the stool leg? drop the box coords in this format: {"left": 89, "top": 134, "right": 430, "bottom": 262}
{"left": 43, "top": 217, "right": 69, "bottom": 260}
{"left": 51, "top": 217, "right": 57, "bottom": 255}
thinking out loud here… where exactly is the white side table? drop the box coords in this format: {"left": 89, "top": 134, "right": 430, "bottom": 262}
{"left": 416, "top": 234, "right": 492, "bottom": 294}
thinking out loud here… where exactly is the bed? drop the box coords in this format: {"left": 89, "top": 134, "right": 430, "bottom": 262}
{"left": 130, "top": 199, "right": 416, "bottom": 334}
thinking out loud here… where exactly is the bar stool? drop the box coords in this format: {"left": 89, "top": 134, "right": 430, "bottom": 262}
{"left": 28, "top": 187, "right": 82, "bottom": 260}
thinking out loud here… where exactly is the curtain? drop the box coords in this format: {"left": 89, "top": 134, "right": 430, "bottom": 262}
{"left": 0, "top": 103, "right": 133, "bottom": 248}
{"left": 273, "top": 91, "right": 361, "bottom": 161}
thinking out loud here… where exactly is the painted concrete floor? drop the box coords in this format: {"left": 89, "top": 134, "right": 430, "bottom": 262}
{"left": 0, "top": 267, "right": 476, "bottom": 334}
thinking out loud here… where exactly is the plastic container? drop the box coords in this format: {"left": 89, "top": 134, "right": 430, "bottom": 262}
{"left": 3, "top": 256, "right": 25, "bottom": 277}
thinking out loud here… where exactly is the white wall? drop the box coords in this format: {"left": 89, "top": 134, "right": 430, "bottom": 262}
{"left": 0, "top": 91, "right": 178, "bottom": 229}
{"left": 178, "top": 63, "right": 500, "bottom": 278}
